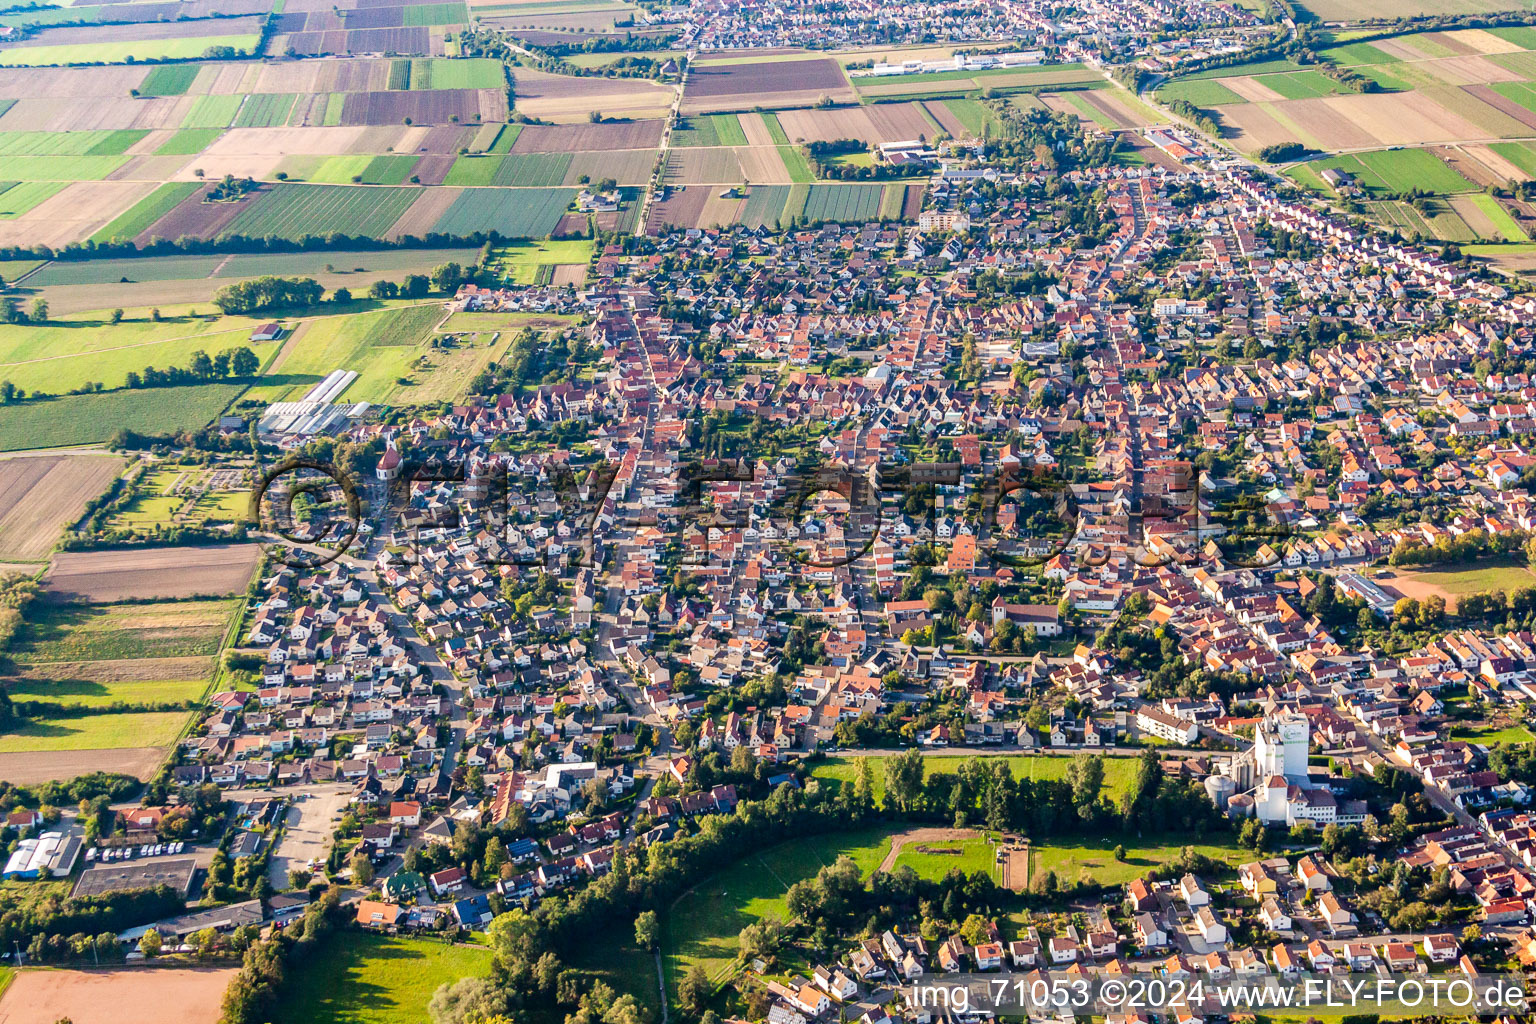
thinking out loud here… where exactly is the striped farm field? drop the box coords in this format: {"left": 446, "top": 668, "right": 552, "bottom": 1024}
{"left": 0, "top": 181, "right": 67, "bottom": 218}
{"left": 492, "top": 152, "right": 573, "bottom": 187}
{"left": 410, "top": 56, "right": 503, "bottom": 90}
{"left": 90, "top": 182, "right": 200, "bottom": 243}
{"left": 2, "top": 155, "right": 125, "bottom": 181}
{"left": 361, "top": 155, "right": 421, "bottom": 184}
{"left": 443, "top": 154, "right": 503, "bottom": 186}
{"left": 1315, "top": 148, "right": 1476, "bottom": 195}
{"left": 138, "top": 64, "right": 198, "bottom": 97}
{"left": 155, "top": 129, "right": 223, "bottom": 156}
{"left": 802, "top": 183, "right": 885, "bottom": 223}
{"left": 1159, "top": 78, "right": 1245, "bottom": 105}
{"left": 430, "top": 187, "right": 574, "bottom": 238}
{"left": 741, "top": 185, "right": 789, "bottom": 228}
{"left": 183, "top": 94, "right": 243, "bottom": 129}
{"left": 1461, "top": 193, "right": 1527, "bottom": 240}
{"left": 1261, "top": 71, "right": 1347, "bottom": 99}
{"left": 232, "top": 93, "right": 298, "bottom": 129}
{"left": 0, "top": 130, "right": 144, "bottom": 156}
{"left": 1491, "top": 141, "right": 1536, "bottom": 177}
{"left": 673, "top": 113, "right": 749, "bottom": 147}
{"left": 222, "top": 184, "right": 421, "bottom": 240}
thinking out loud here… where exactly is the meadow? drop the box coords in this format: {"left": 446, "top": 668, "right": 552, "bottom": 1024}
{"left": 484, "top": 239, "right": 594, "bottom": 284}
{"left": 1400, "top": 558, "right": 1536, "bottom": 596}
{"left": 664, "top": 827, "right": 893, "bottom": 991}
{"left": 809, "top": 752, "right": 1140, "bottom": 806}
{"left": 253, "top": 302, "right": 478, "bottom": 404}
{"left": 0, "top": 310, "right": 262, "bottom": 394}
{"left": 281, "top": 933, "right": 493, "bottom": 1024}
{"left": 1449, "top": 722, "right": 1536, "bottom": 745}
{"left": 1029, "top": 836, "right": 1249, "bottom": 888}
{"left": 0, "top": 711, "right": 190, "bottom": 752}
{"left": 3, "top": 677, "right": 209, "bottom": 708}
{"left": 8, "top": 599, "right": 236, "bottom": 664}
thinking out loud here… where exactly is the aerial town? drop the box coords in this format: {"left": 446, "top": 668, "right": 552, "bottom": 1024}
{"left": 4, "top": 0, "right": 1536, "bottom": 1022}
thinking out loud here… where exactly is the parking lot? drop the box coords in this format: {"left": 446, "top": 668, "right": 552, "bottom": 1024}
{"left": 260, "top": 784, "right": 350, "bottom": 889}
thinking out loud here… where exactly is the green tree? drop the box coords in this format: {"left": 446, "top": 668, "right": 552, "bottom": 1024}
{"left": 634, "top": 909, "right": 659, "bottom": 950}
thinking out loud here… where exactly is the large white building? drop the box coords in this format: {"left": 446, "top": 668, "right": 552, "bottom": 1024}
{"left": 1219, "top": 713, "right": 1358, "bottom": 827}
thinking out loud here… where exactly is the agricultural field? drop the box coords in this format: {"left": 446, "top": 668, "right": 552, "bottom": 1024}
{"left": 0, "top": 967, "right": 236, "bottom": 1024}
{"left": 683, "top": 56, "right": 855, "bottom": 113}
{"left": 0, "top": 307, "right": 263, "bottom": 395}
{"left": 483, "top": 238, "right": 594, "bottom": 285}
{"left": 0, "top": 383, "right": 246, "bottom": 452}
{"left": 0, "top": 453, "right": 123, "bottom": 561}
{"left": 0, "top": 594, "right": 237, "bottom": 776}
{"left": 809, "top": 753, "right": 1139, "bottom": 807}
{"left": 106, "top": 464, "right": 251, "bottom": 533}
{"left": 9, "top": 598, "right": 237, "bottom": 662}
{"left": 222, "top": 184, "right": 422, "bottom": 241}
{"left": 253, "top": 302, "right": 473, "bottom": 404}
{"left": 282, "top": 933, "right": 493, "bottom": 1024}
{"left": 511, "top": 66, "right": 674, "bottom": 122}
{"left": 852, "top": 62, "right": 1101, "bottom": 101}
{"left": 38, "top": 545, "right": 260, "bottom": 602}
{"left": 1179, "top": 28, "right": 1536, "bottom": 156}
{"left": 1309, "top": 148, "right": 1476, "bottom": 196}
{"left": 26, "top": 248, "right": 479, "bottom": 314}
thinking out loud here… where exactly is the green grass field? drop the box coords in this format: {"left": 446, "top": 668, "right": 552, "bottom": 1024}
{"left": 1450, "top": 722, "right": 1536, "bottom": 745}
{"left": 429, "top": 187, "right": 574, "bottom": 239}
{"left": 0, "top": 34, "right": 260, "bottom": 66}
{"left": 810, "top": 753, "right": 1139, "bottom": 807}
{"left": 485, "top": 239, "right": 593, "bottom": 284}
{"left": 409, "top": 56, "right": 503, "bottom": 90}
{"left": 224, "top": 184, "right": 421, "bottom": 241}
{"left": 0, "top": 180, "right": 67, "bottom": 217}
{"left": 254, "top": 303, "right": 445, "bottom": 403}
{"left": 891, "top": 834, "right": 997, "bottom": 881}
{"left": 0, "top": 310, "right": 259, "bottom": 394}
{"left": 0, "top": 382, "right": 245, "bottom": 451}
{"left": 90, "top": 182, "right": 202, "bottom": 244}
{"left": 673, "top": 113, "right": 748, "bottom": 148}
{"left": 10, "top": 599, "right": 237, "bottom": 664}
{"left": 278, "top": 932, "right": 494, "bottom": 1024}
{"left": 665, "top": 828, "right": 893, "bottom": 991}
{"left": 5, "top": 677, "right": 208, "bottom": 708}
{"left": 155, "top": 128, "right": 224, "bottom": 156}
{"left": 1467, "top": 193, "right": 1527, "bottom": 241}
{"left": 1029, "top": 836, "right": 1249, "bottom": 888}
{"left": 1312, "top": 148, "right": 1475, "bottom": 197}
{"left": 1400, "top": 559, "right": 1536, "bottom": 596}
{"left": 138, "top": 64, "right": 199, "bottom": 97}
{"left": 0, "top": 710, "right": 190, "bottom": 751}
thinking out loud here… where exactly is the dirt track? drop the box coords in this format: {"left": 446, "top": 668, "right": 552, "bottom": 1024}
{"left": 877, "top": 826, "right": 979, "bottom": 873}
